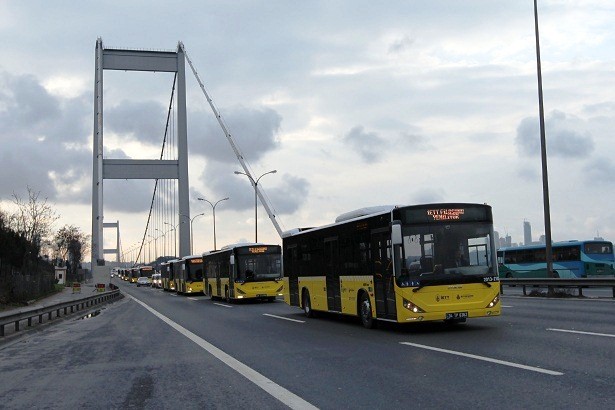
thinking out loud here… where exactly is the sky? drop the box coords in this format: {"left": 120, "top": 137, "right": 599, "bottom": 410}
{"left": 1, "top": 0, "right": 614, "bottom": 263}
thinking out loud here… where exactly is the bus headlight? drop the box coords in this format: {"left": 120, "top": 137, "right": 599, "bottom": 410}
{"left": 485, "top": 294, "right": 499, "bottom": 308}
{"left": 403, "top": 298, "right": 425, "bottom": 313}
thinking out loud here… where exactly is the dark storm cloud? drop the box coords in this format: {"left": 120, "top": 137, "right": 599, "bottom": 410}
{"left": 343, "top": 126, "right": 386, "bottom": 163}
{"left": 196, "top": 161, "right": 309, "bottom": 216}
{"left": 105, "top": 100, "right": 167, "bottom": 145}
{"left": 188, "top": 105, "right": 281, "bottom": 163}
{"left": 515, "top": 111, "right": 595, "bottom": 158}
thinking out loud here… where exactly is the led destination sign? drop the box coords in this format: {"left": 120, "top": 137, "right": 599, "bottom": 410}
{"left": 398, "top": 205, "right": 491, "bottom": 225}
{"left": 427, "top": 208, "right": 465, "bottom": 221}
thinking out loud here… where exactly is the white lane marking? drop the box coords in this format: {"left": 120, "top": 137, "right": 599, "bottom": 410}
{"left": 400, "top": 342, "right": 563, "bottom": 376}
{"left": 128, "top": 294, "right": 317, "bottom": 410}
{"left": 213, "top": 303, "right": 233, "bottom": 308}
{"left": 547, "top": 328, "right": 615, "bottom": 338}
{"left": 187, "top": 297, "right": 200, "bottom": 301}
{"left": 502, "top": 305, "right": 514, "bottom": 308}
{"left": 263, "top": 314, "right": 305, "bottom": 323}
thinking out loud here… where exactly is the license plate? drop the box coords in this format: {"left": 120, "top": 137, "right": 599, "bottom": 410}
{"left": 446, "top": 312, "right": 468, "bottom": 320}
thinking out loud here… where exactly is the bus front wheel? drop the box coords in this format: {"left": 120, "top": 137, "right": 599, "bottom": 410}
{"left": 359, "top": 292, "right": 376, "bottom": 329}
{"left": 303, "top": 290, "right": 315, "bottom": 318}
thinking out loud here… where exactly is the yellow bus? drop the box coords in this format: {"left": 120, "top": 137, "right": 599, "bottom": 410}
{"left": 129, "top": 267, "right": 139, "bottom": 283}
{"left": 162, "top": 260, "right": 179, "bottom": 291}
{"left": 282, "top": 203, "right": 501, "bottom": 328}
{"left": 203, "top": 244, "right": 283, "bottom": 302}
{"left": 175, "top": 255, "right": 205, "bottom": 295}
{"left": 139, "top": 265, "right": 154, "bottom": 283}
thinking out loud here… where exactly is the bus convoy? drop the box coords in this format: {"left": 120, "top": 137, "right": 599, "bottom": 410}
{"left": 115, "top": 203, "right": 614, "bottom": 328}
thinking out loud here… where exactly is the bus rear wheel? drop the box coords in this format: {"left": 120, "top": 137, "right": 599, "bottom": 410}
{"left": 359, "top": 292, "right": 376, "bottom": 329}
{"left": 303, "top": 290, "right": 315, "bottom": 318}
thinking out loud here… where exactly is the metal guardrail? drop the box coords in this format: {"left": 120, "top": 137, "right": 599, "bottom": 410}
{"left": 0, "top": 289, "right": 121, "bottom": 337}
{"left": 500, "top": 278, "right": 615, "bottom": 298}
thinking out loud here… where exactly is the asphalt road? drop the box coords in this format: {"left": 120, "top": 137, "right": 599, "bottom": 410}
{"left": 0, "top": 279, "right": 613, "bottom": 409}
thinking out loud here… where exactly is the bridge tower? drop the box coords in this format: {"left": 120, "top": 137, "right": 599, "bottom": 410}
{"left": 92, "top": 38, "right": 190, "bottom": 268}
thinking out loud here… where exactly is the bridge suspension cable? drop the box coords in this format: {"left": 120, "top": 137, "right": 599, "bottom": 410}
{"left": 133, "top": 74, "right": 178, "bottom": 266}
{"left": 180, "top": 43, "right": 285, "bottom": 238}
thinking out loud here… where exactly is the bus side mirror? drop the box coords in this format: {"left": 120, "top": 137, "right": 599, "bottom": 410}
{"left": 230, "top": 255, "right": 235, "bottom": 265}
{"left": 391, "top": 221, "right": 402, "bottom": 246}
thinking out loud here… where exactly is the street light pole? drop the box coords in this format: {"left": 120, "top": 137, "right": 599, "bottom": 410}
{"left": 180, "top": 213, "right": 206, "bottom": 255}
{"left": 156, "top": 228, "right": 166, "bottom": 258}
{"left": 234, "top": 170, "right": 276, "bottom": 243}
{"left": 198, "top": 197, "right": 229, "bottom": 250}
{"left": 164, "top": 222, "right": 183, "bottom": 257}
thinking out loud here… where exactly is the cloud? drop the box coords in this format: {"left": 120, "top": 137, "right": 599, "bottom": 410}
{"left": 398, "top": 131, "right": 433, "bottom": 152}
{"left": 583, "top": 156, "right": 615, "bottom": 185}
{"left": 195, "top": 161, "right": 309, "bottom": 216}
{"left": 105, "top": 100, "right": 167, "bottom": 145}
{"left": 515, "top": 111, "right": 595, "bottom": 158}
{"left": 410, "top": 188, "right": 446, "bottom": 204}
{"left": 0, "top": 72, "right": 92, "bottom": 200}
{"left": 188, "top": 105, "right": 281, "bottom": 163}
{"left": 388, "top": 35, "right": 415, "bottom": 54}
{"left": 104, "top": 179, "right": 156, "bottom": 213}
{"left": 343, "top": 126, "right": 387, "bottom": 163}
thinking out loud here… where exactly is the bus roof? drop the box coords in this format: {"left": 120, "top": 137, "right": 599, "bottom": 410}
{"left": 282, "top": 205, "right": 397, "bottom": 238}
{"left": 498, "top": 239, "right": 612, "bottom": 252}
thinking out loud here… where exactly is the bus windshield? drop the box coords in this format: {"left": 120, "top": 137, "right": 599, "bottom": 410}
{"left": 237, "top": 254, "right": 282, "bottom": 282}
{"left": 397, "top": 222, "right": 495, "bottom": 287}
{"left": 584, "top": 242, "right": 613, "bottom": 255}
{"left": 187, "top": 265, "right": 203, "bottom": 281}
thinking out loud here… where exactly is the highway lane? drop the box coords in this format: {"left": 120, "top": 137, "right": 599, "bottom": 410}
{"left": 1, "top": 280, "right": 613, "bottom": 409}
{"left": 117, "top": 281, "right": 614, "bottom": 408}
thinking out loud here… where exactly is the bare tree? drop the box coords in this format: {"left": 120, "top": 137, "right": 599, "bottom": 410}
{"left": 54, "top": 225, "right": 89, "bottom": 263}
{"left": 10, "top": 186, "right": 59, "bottom": 253}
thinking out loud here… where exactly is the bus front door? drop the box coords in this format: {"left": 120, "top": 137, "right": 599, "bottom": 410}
{"left": 372, "top": 230, "right": 396, "bottom": 320}
{"left": 324, "top": 238, "right": 341, "bottom": 312}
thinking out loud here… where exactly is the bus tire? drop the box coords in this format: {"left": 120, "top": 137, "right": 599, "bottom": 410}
{"left": 302, "top": 290, "right": 315, "bottom": 318}
{"left": 358, "top": 292, "right": 376, "bottom": 329}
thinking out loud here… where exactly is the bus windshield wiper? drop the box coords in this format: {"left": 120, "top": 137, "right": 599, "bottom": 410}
{"left": 412, "top": 284, "right": 426, "bottom": 292}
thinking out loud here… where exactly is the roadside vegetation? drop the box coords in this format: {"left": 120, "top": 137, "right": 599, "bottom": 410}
{"left": 0, "top": 187, "right": 88, "bottom": 305}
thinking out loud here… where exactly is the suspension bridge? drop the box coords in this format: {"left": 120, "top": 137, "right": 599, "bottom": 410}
{"left": 91, "top": 38, "right": 284, "bottom": 276}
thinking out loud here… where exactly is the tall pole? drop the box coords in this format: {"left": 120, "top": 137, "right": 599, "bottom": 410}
{"left": 198, "top": 197, "right": 229, "bottom": 250}
{"left": 234, "top": 171, "right": 276, "bottom": 243}
{"left": 156, "top": 228, "right": 166, "bottom": 258}
{"left": 190, "top": 213, "right": 205, "bottom": 255}
{"left": 165, "top": 222, "right": 184, "bottom": 257}
{"left": 534, "top": 0, "right": 554, "bottom": 279}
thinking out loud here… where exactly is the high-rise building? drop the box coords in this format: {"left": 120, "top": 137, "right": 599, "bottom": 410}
{"left": 523, "top": 220, "right": 532, "bottom": 245}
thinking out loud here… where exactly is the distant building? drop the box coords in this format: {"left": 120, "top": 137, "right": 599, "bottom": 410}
{"left": 523, "top": 220, "right": 532, "bottom": 246}
{"left": 539, "top": 235, "right": 546, "bottom": 244}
